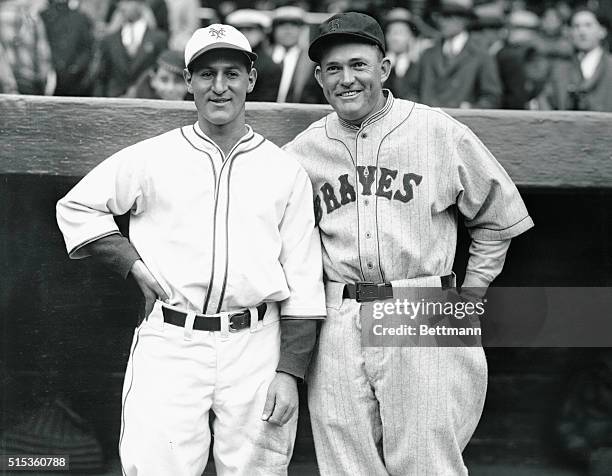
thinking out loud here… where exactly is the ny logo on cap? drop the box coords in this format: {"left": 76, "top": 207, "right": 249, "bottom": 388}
{"left": 328, "top": 19, "right": 341, "bottom": 31}
{"left": 209, "top": 27, "right": 226, "bottom": 40}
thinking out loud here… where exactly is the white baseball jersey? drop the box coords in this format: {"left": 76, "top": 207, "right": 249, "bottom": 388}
{"left": 284, "top": 93, "right": 534, "bottom": 284}
{"left": 57, "top": 122, "right": 326, "bottom": 317}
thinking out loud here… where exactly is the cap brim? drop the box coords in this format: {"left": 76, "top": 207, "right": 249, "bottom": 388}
{"left": 308, "top": 32, "right": 384, "bottom": 62}
{"left": 187, "top": 43, "right": 257, "bottom": 67}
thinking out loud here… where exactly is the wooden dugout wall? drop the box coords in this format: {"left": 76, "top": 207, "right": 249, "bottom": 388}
{"left": 1, "top": 94, "right": 612, "bottom": 469}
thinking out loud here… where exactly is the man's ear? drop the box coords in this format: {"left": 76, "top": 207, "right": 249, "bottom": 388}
{"left": 380, "top": 56, "right": 392, "bottom": 84}
{"left": 314, "top": 65, "right": 323, "bottom": 89}
{"left": 247, "top": 67, "right": 257, "bottom": 94}
{"left": 183, "top": 68, "right": 193, "bottom": 94}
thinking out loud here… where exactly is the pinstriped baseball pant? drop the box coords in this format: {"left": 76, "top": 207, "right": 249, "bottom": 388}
{"left": 308, "top": 298, "right": 487, "bottom": 476}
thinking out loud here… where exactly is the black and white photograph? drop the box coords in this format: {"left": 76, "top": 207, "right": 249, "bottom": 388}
{"left": 1, "top": 0, "right": 611, "bottom": 475}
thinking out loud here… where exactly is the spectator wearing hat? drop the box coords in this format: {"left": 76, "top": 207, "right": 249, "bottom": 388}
{"left": 94, "top": 0, "right": 167, "bottom": 97}
{"left": 40, "top": 0, "right": 95, "bottom": 96}
{"left": 270, "top": 5, "right": 317, "bottom": 103}
{"left": 545, "top": 8, "right": 612, "bottom": 112}
{"left": 166, "top": 0, "right": 200, "bottom": 51}
{"left": 417, "top": 0, "right": 502, "bottom": 108}
{"left": 383, "top": 8, "right": 431, "bottom": 100}
{"left": 539, "top": 6, "right": 573, "bottom": 60}
{"left": 496, "top": 9, "right": 549, "bottom": 108}
{"left": 227, "top": 8, "right": 282, "bottom": 102}
{"left": 124, "top": 49, "right": 189, "bottom": 100}
{"left": 0, "top": 0, "right": 55, "bottom": 95}
{"left": 106, "top": 0, "right": 168, "bottom": 34}
{"left": 472, "top": 1, "right": 507, "bottom": 56}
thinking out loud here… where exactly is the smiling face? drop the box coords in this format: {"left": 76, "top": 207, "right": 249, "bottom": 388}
{"left": 184, "top": 50, "right": 256, "bottom": 130}
{"left": 315, "top": 41, "right": 390, "bottom": 125}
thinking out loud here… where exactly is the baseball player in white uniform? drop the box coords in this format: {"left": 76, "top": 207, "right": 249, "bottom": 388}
{"left": 284, "top": 12, "right": 534, "bottom": 476}
{"left": 56, "top": 25, "right": 325, "bottom": 476}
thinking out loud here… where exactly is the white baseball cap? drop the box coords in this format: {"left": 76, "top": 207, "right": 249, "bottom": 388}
{"left": 226, "top": 9, "right": 272, "bottom": 30}
{"left": 184, "top": 24, "right": 258, "bottom": 69}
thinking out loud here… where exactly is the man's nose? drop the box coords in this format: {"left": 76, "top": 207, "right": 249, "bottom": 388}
{"left": 212, "top": 73, "right": 227, "bottom": 93}
{"left": 340, "top": 67, "right": 355, "bottom": 86}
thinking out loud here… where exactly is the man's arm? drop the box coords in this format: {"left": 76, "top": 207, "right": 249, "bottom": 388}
{"left": 263, "top": 165, "right": 326, "bottom": 426}
{"left": 56, "top": 144, "right": 171, "bottom": 317}
{"left": 82, "top": 233, "right": 169, "bottom": 319}
{"left": 452, "top": 126, "right": 533, "bottom": 301}
{"left": 461, "top": 238, "right": 511, "bottom": 301}
{"left": 453, "top": 126, "right": 534, "bottom": 242}
{"left": 262, "top": 319, "right": 319, "bottom": 426}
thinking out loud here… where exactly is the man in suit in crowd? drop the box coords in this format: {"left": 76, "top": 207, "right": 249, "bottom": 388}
{"left": 270, "top": 5, "right": 323, "bottom": 103}
{"left": 383, "top": 8, "right": 432, "bottom": 100}
{"left": 40, "top": 0, "right": 95, "bottom": 96}
{"left": 546, "top": 8, "right": 612, "bottom": 112}
{"left": 227, "top": 8, "right": 282, "bottom": 102}
{"left": 496, "top": 9, "right": 547, "bottom": 109}
{"left": 418, "top": 0, "right": 502, "bottom": 108}
{"left": 95, "top": 0, "right": 167, "bottom": 97}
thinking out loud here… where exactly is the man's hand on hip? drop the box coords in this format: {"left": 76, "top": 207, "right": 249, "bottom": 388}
{"left": 262, "top": 372, "right": 298, "bottom": 426}
{"left": 130, "top": 259, "right": 169, "bottom": 319}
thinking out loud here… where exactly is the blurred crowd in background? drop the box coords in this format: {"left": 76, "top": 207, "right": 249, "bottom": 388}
{"left": 0, "top": 0, "right": 611, "bottom": 111}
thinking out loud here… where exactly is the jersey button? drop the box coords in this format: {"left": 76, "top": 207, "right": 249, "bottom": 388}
{"left": 362, "top": 133, "right": 367, "bottom": 138}
{"left": 365, "top": 232, "right": 372, "bottom": 239}
{"left": 364, "top": 199, "right": 370, "bottom": 206}
{"left": 367, "top": 262, "right": 374, "bottom": 269}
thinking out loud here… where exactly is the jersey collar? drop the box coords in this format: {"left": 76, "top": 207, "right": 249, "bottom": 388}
{"left": 189, "top": 122, "right": 256, "bottom": 159}
{"left": 326, "top": 89, "right": 416, "bottom": 142}
{"left": 337, "top": 89, "right": 395, "bottom": 131}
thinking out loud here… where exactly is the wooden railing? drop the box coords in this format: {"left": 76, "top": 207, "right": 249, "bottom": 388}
{"left": 1, "top": 94, "right": 611, "bottom": 469}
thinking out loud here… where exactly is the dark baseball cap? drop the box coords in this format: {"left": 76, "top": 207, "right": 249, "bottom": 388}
{"left": 308, "top": 12, "right": 386, "bottom": 63}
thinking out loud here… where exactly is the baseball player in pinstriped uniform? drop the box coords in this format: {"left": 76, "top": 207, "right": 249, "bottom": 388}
{"left": 56, "top": 25, "right": 325, "bottom": 476}
{"left": 284, "top": 12, "right": 534, "bottom": 475}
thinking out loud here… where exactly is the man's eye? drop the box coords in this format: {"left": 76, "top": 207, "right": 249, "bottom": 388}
{"left": 353, "top": 62, "right": 366, "bottom": 68}
{"left": 200, "top": 71, "right": 213, "bottom": 78}
{"left": 326, "top": 66, "right": 339, "bottom": 72}
{"left": 227, "top": 71, "right": 240, "bottom": 78}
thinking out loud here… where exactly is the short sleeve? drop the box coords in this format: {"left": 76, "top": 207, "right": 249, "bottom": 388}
{"left": 454, "top": 127, "right": 534, "bottom": 240}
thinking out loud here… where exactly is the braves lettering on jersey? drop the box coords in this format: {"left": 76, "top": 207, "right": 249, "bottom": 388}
{"left": 285, "top": 93, "right": 533, "bottom": 285}
{"left": 284, "top": 91, "right": 533, "bottom": 475}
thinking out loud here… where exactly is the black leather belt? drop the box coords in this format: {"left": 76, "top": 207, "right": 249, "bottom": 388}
{"left": 343, "top": 274, "right": 454, "bottom": 302}
{"left": 162, "top": 303, "right": 267, "bottom": 332}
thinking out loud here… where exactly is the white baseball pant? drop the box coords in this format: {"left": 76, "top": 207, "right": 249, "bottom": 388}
{"left": 119, "top": 300, "right": 297, "bottom": 476}
{"left": 308, "top": 296, "right": 487, "bottom": 476}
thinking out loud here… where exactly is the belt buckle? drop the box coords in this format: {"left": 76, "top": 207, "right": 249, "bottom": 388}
{"left": 228, "top": 311, "right": 247, "bottom": 333}
{"left": 355, "top": 282, "right": 379, "bottom": 302}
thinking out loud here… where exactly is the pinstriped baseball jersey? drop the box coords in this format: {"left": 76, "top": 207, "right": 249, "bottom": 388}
{"left": 284, "top": 92, "right": 533, "bottom": 284}
{"left": 57, "top": 122, "right": 326, "bottom": 317}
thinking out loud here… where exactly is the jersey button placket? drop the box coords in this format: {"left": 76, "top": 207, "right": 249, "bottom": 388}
{"left": 357, "top": 128, "right": 379, "bottom": 282}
